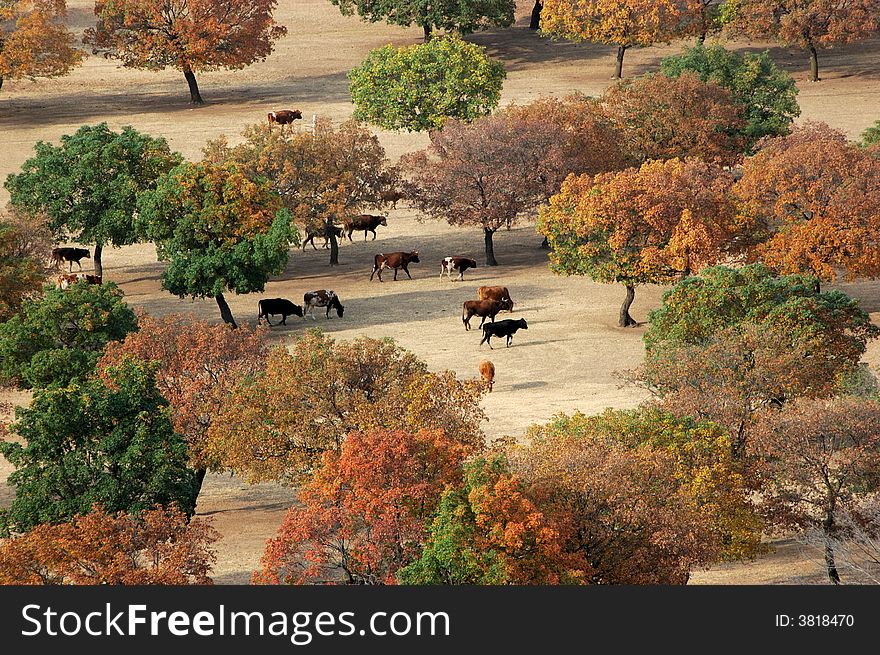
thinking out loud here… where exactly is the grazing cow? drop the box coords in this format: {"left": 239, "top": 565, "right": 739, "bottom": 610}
{"left": 267, "top": 109, "right": 302, "bottom": 130}
{"left": 370, "top": 251, "right": 420, "bottom": 282}
{"left": 462, "top": 298, "right": 511, "bottom": 330}
{"left": 258, "top": 298, "right": 303, "bottom": 325}
{"left": 57, "top": 273, "right": 101, "bottom": 289}
{"left": 477, "top": 285, "right": 514, "bottom": 312}
{"left": 303, "top": 289, "right": 345, "bottom": 319}
{"left": 479, "top": 360, "right": 495, "bottom": 392}
{"left": 51, "top": 247, "right": 91, "bottom": 272}
{"left": 440, "top": 256, "right": 478, "bottom": 282}
{"left": 302, "top": 224, "right": 344, "bottom": 251}
{"left": 480, "top": 318, "right": 528, "bottom": 349}
{"left": 344, "top": 214, "right": 388, "bottom": 242}
{"left": 379, "top": 189, "right": 405, "bottom": 209}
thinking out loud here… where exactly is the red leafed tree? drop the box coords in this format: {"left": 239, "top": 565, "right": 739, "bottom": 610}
{"left": 97, "top": 313, "right": 269, "bottom": 498}
{"left": 254, "top": 429, "right": 475, "bottom": 585}
{"left": 83, "top": 0, "right": 288, "bottom": 104}
{"left": 732, "top": 0, "right": 878, "bottom": 82}
{"left": 0, "top": 505, "right": 218, "bottom": 584}
{"left": 735, "top": 122, "right": 880, "bottom": 286}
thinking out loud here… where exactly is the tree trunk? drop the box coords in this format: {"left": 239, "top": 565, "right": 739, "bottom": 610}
{"left": 529, "top": 1, "right": 543, "bottom": 30}
{"left": 814, "top": 278, "right": 821, "bottom": 294}
{"left": 823, "top": 511, "right": 841, "bottom": 585}
{"left": 327, "top": 218, "right": 339, "bottom": 266}
{"left": 194, "top": 467, "right": 207, "bottom": 500}
{"left": 808, "top": 43, "right": 820, "bottom": 82}
{"left": 422, "top": 24, "right": 432, "bottom": 42}
{"left": 619, "top": 284, "right": 638, "bottom": 327}
{"left": 540, "top": 235, "right": 550, "bottom": 250}
{"left": 93, "top": 243, "right": 103, "bottom": 278}
{"left": 614, "top": 45, "right": 627, "bottom": 80}
{"left": 183, "top": 64, "right": 205, "bottom": 104}
{"left": 0, "top": 75, "right": 4, "bottom": 92}
{"left": 215, "top": 293, "right": 238, "bottom": 328}
{"left": 697, "top": 32, "right": 706, "bottom": 45}
{"left": 484, "top": 227, "right": 498, "bottom": 266}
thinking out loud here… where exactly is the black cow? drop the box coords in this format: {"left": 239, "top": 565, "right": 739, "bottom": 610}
{"left": 370, "top": 251, "right": 420, "bottom": 282}
{"left": 304, "top": 289, "right": 345, "bottom": 319}
{"left": 480, "top": 318, "right": 528, "bottom": 349}
{"left": 258, "top": 298, "right": 303, "bottom": 325}
{"left": 302, "top": 224, "right": 344, "bottom": 251}
{"left": 344, "top": 214, "right": 387, "bottom": 241}
{"left": 51, "top": 247, "right": 91, "bottom": 272}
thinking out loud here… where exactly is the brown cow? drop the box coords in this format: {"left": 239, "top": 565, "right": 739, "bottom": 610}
{"left": 302, "top": 224, "right": 344, "bottom": 251}
{"left": 370, "top": 251, "right": 420, "bottom": 282}
{"left": 479, "top": 360, "right": 495, "bottom": 392}
{"left": 477, "top": 285, "right": 514, "bottom": 312}
{"left": 462, "top": 298, "right": 511, "bottom": 330}
{"left": 267, "top": 109, "right": 302, "bottom": 131}
{"left": 379, "top": 189, "right": 405, "bottom": 209}
{"left": 440, "top": 256, "right": 477, "bottom": 282}
{"left": 344, "top": 214, "right": 388, "bottom": 241}
{"left": 57, "top": 273, "right": 101, "bottom": 289}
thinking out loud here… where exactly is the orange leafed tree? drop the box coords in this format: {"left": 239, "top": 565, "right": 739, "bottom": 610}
{"left": 255, "top": 428, "right": 474, "bottom": 585}
{"left": 540, "top": 0, "right": 686, "bottom": 78}
{"left": 539, "top": 157, "right": 746, "bottom": 327}
{"left": 0, "top": 505, "right": 218, "bottom": 584}
{"left": 732, "top": 0, "right": 879, "bottom": 82}
{"left": 0, "top": 0, "right": 84, "bottom": 91}
{"left": 735, "top": 122, "right": 880, "bottom": 285}
{"left": 98, "top": 313, "right": 270, "bottom": 498}
{"left": 83, "top": 0, "right": 288, "bottom": 104}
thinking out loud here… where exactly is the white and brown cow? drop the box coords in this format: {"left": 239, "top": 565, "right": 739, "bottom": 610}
{"left": 303, "top": 289, "right": 345, "bottom": 319}
{"left": 267, "top": 109, "right": 303, "bottom": 131}
{"left": 440, "top": 256, "right": 477, "bottom": 282}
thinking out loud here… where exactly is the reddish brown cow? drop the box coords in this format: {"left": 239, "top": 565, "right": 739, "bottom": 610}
{"left": 477, "top": 286, "right": 514, "bottom": 312}
{"left": 267, "top": 109, "right": 303, "bottom": 130}
{"left": 462, "top": 298, "right": 511, "bottom": 330}
{"left": 379, "top": 189, "right": 405, "bottom": 209}
{"left": 440, "top": 256, "right": 478, "bottom": 282}
{"left": 344, "top": 214, "right": 388, "bottom": 241}
{"left": 370, "top": 251, "right": 420, "bottom": 282}
{"left": 479, "top": 360, "right": 495, "bottom": 392}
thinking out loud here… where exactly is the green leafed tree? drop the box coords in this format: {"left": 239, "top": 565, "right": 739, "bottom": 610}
{"left": 659, "top": 43, "right": 800, "bottom": 150}
{"left": 348, "top": 36, "right": 506, "bottom": 132}
{"left": 4, "top": 123, "right": 182, "bottom": 277}
{"left": 329, "top": 0, "right": 516, "bottom": 41}
{"left": 861, "top": 120, "right": 880, "bottom": 148}
{"left": 0, "top": 281, "right": 138, "bottom": 389}
{"left": 0, "top": 359, "right": 198, "bottom": 535}
{"left": 135, "top": 161, "right": 295, "bottom": 328}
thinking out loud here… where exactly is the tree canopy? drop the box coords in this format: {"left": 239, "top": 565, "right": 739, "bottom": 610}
{"left": 4, "top": 123, "right": 182, "bottom": 277}
{"left": 0, "top": 206, "right": 51, "bottom": 322}
{"left": 348, "top": 36, "right": 506, "bottom": 132}
{"left": 83, "top": 0, "right": 287, "bottom": 103}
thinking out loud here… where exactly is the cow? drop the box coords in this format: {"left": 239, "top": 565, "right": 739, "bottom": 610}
{"left": 379, "top": 189, "right": 405, "bottom": 209}
{"left": 51, "top": 247, "right": 91, "bottom": 272}
{"left": 267, "top": 109, "right": 302, "bottom": 131}
{"left": 81, "top": 274, "right": 102, "bottom": 285}
{"left": 477, "top": 285, "right": 514, "bottom": 313}
{"left": 258, "top": 298, "right": 303, "bottom": 325}
{"left": 57, "top": 273, "right": 101, "bottom": 289}
{"left": 302, "top": 224, "right": 344, "bottom": 251}
{"left": 479, "top": 360, "right": 495, "bottom": 392}
{"left": 344, "top": 214, "right": 388, "bottom": 242}
{"left": 440, "top": 256, "right": 478, "bottom": 282}
{"left": 370, "top": 251, "right": 420, "bottom": 282}
{"left": 303, "top": 289, "right": 345, "bottom": 319}
{"left": 480, "top": 318, "right": 528, "bottom": 349}
{"left": 462, "top": 298, "right": 511, "bottom": 330}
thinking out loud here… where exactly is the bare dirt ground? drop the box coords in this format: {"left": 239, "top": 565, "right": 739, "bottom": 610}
{"left": 2, "top": 1, "right": 879, "bottom": 584}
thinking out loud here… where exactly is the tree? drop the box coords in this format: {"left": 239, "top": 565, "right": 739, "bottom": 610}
{"left": 601, "top": 72, "right": 747, "bottom": 165}
{"left": 0, "top": 205, "right": 51, "bottom": 322}
{"left": 4, "top": 123, "right": 182, "bottom": 278}
{"left": 255, "top": 428, "right": 473, "bottom": 585}
{"left": 0, "top": 281, "right": 138, "bottom": 388}
{"left": 98, "top": 313, "right": 269, "bottom": 498}
{"left": 204, "top": 119, "right": 393, "bottom": 267}
{"left": 136, "top": 160, "right": 294, "bottom": 327}
{"left": 540, "top": 0, "right": 687, "bottom": 79}
{"left": 512, "top": 415, "right": 719, "bottom": 583}
{"left": 348, "top": 36, "right": 506, "bottom": 132}
{"left": 403, "top": 112, "right": 573, "bottom": 266}
{"left": 207, "top": 331, "right": 486, "bottom": 485}
{"left": 862, "top": 120, "right": 880, "bottom": 148}
{"left": 0, "top": 504, "right": 217, "bottom": 584}
{"left": 538, "top": 158, "right": 744, "bottom": 327}
{"left": 659, "top": 44, "right": 800, "bottom": 151}
{"left": 0, "top": 359, "right": 198, "bottom": 535}
{"left": 736, "top": 123, "right": 880, "bottom": 286}
{"left": 754, "top": 397, "right": 880, "bottom": 584}
{"left": 328, "top": 0, "right": 515, "bottom": 42}
{"left": 682, "top": 0, "right": 731, "bottom": 43}
{"left": 731, "top": 0, "right": 878, "bottom": 82}
{"left": 83, "top": 0, "right": 287, "bottom": 104}
{"left": 399, "top": 455, "right": 582, "bottom": 585}
{"left": 0, "top": 0, "right": 83, "bottom": 92}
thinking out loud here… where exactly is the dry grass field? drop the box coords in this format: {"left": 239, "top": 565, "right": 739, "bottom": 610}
{"left": 2, "top": 0, "right": 879, "bottom": 584}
